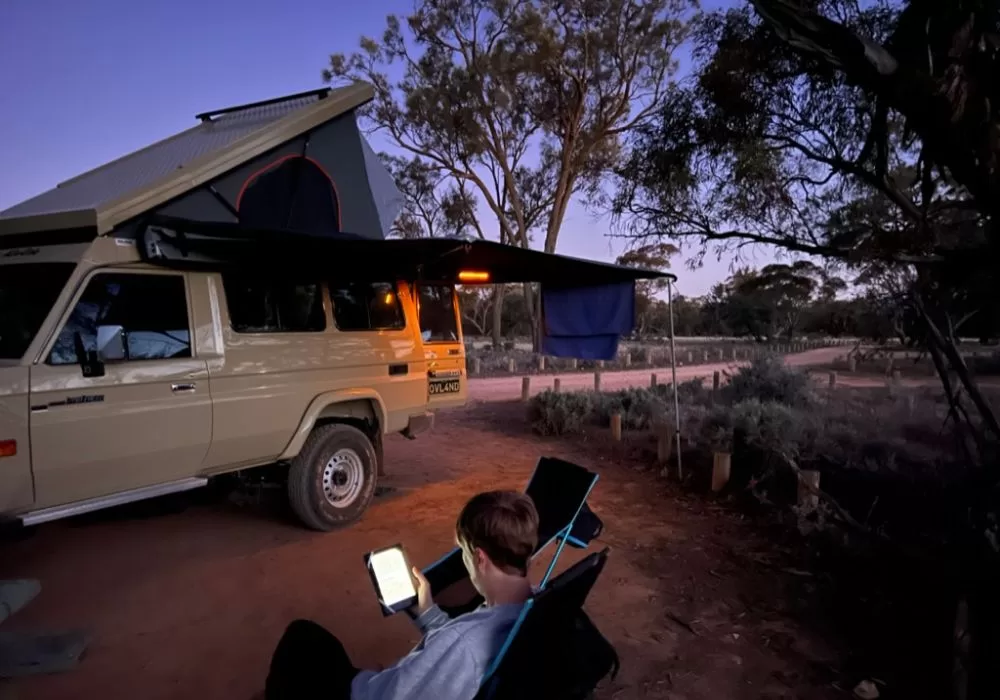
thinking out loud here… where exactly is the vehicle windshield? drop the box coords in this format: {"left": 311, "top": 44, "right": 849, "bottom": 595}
{"left": 417, "top": 284, "right": 459, "bottom": 343}
{"left": 0, "top": 263, "right": 75, "bottom": 360}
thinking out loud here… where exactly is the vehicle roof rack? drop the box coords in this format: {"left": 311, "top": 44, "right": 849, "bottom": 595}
{"left": 195, "top": 87, "right": 332, "bottom": 122}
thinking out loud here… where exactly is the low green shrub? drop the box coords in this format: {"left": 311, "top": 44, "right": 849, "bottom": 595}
{"left": 527, "top": 390, "right": 596, "bottom": 436}
{"left": 591, "top": 387, "right": 668, "bottom": 430}
{"left": 701, "top": 399, "right": 815, "bottom": 455}
{"left": 722, "top": 354, "right": 815, "bottom": 407}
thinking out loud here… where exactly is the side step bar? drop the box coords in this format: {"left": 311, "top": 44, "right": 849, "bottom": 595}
{"left": 18, "top": 477, "right": 208, "bottom": 527}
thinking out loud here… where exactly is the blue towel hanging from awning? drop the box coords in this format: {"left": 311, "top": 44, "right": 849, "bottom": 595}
{"left": 540, "top": 282, "right": 636, "bottom": 360}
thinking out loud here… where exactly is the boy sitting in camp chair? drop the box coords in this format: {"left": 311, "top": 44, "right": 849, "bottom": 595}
{"left": 265, "top": 490, "right": 540, "bottom": 700}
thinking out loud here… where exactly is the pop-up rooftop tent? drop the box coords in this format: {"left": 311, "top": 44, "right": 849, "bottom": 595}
{"left": 0, "top": 83, "right": 680, "bottom": 393}
{"left": 0, "top": 84, "right": 400, "bottom": 241}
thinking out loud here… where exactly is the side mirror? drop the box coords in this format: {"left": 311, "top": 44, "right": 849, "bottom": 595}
{"left": 96, "top": 325, "right": 127, "bottom": 362}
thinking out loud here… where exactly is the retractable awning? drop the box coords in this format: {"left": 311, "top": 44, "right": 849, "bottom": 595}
{"left": 139, "top": 215, "right": 676, "bottom": 363}
{"left": 138, "top": 216, "right": 675, "bottom": 286}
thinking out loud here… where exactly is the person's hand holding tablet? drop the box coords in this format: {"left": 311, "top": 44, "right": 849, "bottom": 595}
{"left": 410, "top": 565, "right": 433, "bottom": 616}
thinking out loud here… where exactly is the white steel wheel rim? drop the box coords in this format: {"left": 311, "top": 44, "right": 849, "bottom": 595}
{"left": 322, "top": 448, "right": 365, "bottom": 508}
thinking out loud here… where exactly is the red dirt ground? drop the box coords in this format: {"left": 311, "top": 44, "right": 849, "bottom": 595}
{"left": 0, "top": 400, "right": 846, "bottom": 700}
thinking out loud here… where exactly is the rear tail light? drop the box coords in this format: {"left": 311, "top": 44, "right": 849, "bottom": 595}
{"left": 0, "top": 440, "right": 16, "bottom": 458}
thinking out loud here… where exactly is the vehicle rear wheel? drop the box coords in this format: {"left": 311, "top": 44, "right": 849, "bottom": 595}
{"left": 287, "top": 424, "right": 378, "bottom": 531}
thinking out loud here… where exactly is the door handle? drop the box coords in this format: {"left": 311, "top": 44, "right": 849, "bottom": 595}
{"left": 171, "top": 383, "right": 197, "bottom": 393}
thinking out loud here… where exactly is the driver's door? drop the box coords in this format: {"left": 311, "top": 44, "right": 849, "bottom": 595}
{"left": 28, "top": 270, "right": 212, "bottom": 509}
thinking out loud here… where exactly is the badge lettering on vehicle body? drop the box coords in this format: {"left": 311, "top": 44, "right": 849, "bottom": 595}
{"left": 31, "top": 394, "right": 106, "bottom": 411}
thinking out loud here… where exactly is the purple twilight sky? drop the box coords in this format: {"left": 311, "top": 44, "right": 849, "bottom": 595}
{"left": 0, "top": 0, "right": 769, "bottom": 296}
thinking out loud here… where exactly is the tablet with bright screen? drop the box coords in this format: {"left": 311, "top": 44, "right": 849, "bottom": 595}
{"left": 365, "top": 545, "right": 418, "bottom": 615}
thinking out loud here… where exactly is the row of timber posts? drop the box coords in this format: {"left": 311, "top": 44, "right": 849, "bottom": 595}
{"left": 710, "top": 450, "right": 821, "bottom": 509}
{"left": 469, "top": 338, "right": 868, "bottom": 378}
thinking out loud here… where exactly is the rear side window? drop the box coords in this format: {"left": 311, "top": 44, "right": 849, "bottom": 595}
{"left": 49, "top": 273, "right": 191, "bottom": 365}
{"left": 330, "top": 282, "right": 405, "bottom": 331}
{"left": 417, "top": 284, "right": 459, "bottom": 342}
{"left": 222, "top": 275, "right": 325, "bottom": 333}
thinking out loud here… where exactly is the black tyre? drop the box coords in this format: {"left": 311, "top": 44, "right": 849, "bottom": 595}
{"left": 287, "top": 423, "right": 378, "bottom": 531}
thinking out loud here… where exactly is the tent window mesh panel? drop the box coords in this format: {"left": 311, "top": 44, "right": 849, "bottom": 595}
{"left": 236, "top": 156, "right": 341, "bottom": 236}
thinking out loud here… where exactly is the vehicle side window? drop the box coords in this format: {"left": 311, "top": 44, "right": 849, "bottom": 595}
{"left": 417, "top": 284, "right": 459, "bottom": 342}
{"left": 49, "top": 273, "right": 191, "bottom": 365}
{"left": 222, "top": 275, "right": 325, "bottom": 333}
{"left": 330, "top": 282, "right": 405, "bottom": 331}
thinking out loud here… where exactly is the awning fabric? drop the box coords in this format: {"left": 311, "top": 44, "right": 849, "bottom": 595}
{"left": 541, "top": 283, "right": 636, "bottom": 360}
{"left": 138, "top": 216, "right": 673, "bottom": 286}
{"left": 137, "top": 216, "right": 671, "bottom": 359}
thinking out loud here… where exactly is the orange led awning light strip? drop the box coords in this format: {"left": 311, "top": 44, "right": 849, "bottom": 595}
{"left": 458, "top": 270, "right": 491, "bottom": 283}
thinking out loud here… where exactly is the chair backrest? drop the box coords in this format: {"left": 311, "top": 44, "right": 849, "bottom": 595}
{"left": 475, "top": 549, "right": 619, "bottom": 700}
{"left": 525, "top": 457, "right": 598, "bottom": 548}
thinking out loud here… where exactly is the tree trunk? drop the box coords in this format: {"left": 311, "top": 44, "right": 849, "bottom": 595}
{"left": 490, "top": 284, "right": 505, "bottom": 348}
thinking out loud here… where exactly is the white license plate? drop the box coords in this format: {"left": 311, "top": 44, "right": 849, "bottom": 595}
{"left": 429, "top": 380, "right": 461, "bottom": 395}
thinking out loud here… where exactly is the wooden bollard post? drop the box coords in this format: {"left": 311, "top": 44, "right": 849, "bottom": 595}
{"left": 731, "top": 347, "right": 738, "bottom": 361}
{"left": 703, "top": 350, "right": 709, "bottom": 363}
{"left": 568, "top": 358, "right": 578, "bottom": 370}
{"left": 624, "top": 352, "right": 631, "bottom": 368}
{"left": 610, "top": 413, "right": 622, "bottom": 442}
{"left": 797, "top": 470, "right": 821, "bottom": 509}
{"left": 712, "top": 370, "right": 721, "bottom": 394}
{"left": 597, "top": 359, "right": 605, "bottom": 369}
{"left": 521, "top": 376, "right": 531, "bottom": 402}
{"left": 473, "top": 357, "right": 482, "bottom": 375}
{"left": 538, "top": 355, "right": 546, "bottom": 371}
{"left": 508, "top": 358, "right": 516, "bottom": 373}
{"left": 711, "top": 453, "right": 731, "bottom": 492}
{"left": 650, "top": 373, "right": 658, "bottom": 388}
{"left": 594, "top": 371, "right": 601, "bottom": 391}
{"left": 847, "top": 356, "right": 857, "bottom": 373}
{"left": 717, "top": 348, "right": 724, "bottom": 361}
{"left": 828, "top": 371, "right": 837, "bottom": 389}
{"left": 657, "top": 424, "right": 675, "bottom": 464}
{"left": 686, "top": 351, "right": 694, "bottom": 364}
{"left": 553, "top": 378, "right": 561, "bottom": 393}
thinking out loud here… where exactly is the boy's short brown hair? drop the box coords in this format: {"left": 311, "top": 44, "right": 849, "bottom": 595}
{"left": 456, "top": 491, "right": 539, "bottom": 576}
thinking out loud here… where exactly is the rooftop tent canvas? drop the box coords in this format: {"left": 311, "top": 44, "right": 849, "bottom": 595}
{"left": 146, "top": 93, "right": 402, "bottom": 241}
{"left": 0, "top": 85, "right": 403, "bottom": 242}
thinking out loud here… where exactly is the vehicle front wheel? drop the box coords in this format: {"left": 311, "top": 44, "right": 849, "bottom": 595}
{"left": 287, "top": 424, "right": 378, "bottom": 531}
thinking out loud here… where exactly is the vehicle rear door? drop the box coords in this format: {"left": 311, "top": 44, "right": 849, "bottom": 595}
{"left": 415, "top": 283, "right": 467, "bottom": 409}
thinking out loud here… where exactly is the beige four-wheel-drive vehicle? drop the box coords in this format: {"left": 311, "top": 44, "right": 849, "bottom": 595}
{"left": 0, "top": 85, "right": 667, "bottom": 531}
{"left": 0, "top": 237, "right": 464, "bottom": 530}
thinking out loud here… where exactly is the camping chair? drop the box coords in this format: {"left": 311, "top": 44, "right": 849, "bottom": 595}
{"left": 424, "top": 457, "right": 604, "bottom": 617}
{"left": 474, "top": 548, "right": 619, "bottom": 700}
